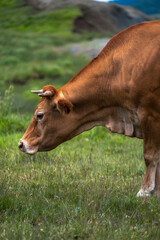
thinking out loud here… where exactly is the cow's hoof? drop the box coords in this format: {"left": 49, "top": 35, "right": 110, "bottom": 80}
{"left": 136, "top": 189, "right": 151, "bottom": 197}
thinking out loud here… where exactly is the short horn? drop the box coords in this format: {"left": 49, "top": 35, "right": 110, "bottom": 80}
{"left": 38, "top": 91, "right": 53, "bottom": 97}
{"left": 31, "top": 90, "right": 43, "bottom": 94}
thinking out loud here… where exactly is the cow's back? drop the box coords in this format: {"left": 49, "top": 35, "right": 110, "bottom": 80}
{"left": 99, "top": 21, "right": 160, "bottom": 109}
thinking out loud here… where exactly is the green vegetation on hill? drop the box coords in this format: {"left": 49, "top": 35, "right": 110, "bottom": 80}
{"left": 0, "top": 6, "right": 81, "bottom": 35}
{"left": 0, "top": 0, "right": 25, "bottom": 8}
{"left": 0, "top": 1, "right": 99, "bottom": 111}
{"left": 0, "top": 29, "right": 90, "bottom": 112}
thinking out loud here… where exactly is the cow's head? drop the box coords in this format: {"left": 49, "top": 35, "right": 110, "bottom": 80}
{"left": 18, "top": 85, "right": 74, "bottom": 154}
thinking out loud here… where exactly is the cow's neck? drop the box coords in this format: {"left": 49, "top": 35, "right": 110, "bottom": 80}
{"left": 62, "top": 54, "right": 117, "bottom": 107}
{"left": 61, "top": 54, "right": 120, "bottom": 136}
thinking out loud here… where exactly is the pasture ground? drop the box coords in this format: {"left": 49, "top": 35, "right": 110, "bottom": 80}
{"left": 1, "top": 108, "right": 160, "bottom": 239}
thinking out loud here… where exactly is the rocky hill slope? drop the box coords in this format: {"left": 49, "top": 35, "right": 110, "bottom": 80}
{"left": 27, "top": 0, "right": 152, "bottom": 35}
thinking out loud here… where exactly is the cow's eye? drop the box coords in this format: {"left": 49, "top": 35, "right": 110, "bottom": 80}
{"left": 36, "top": 112, "right": 44, "bottom": 121}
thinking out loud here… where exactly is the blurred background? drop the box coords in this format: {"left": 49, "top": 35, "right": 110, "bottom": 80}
{"left": 0, "top": 0, "right": 159, "bottom": 118}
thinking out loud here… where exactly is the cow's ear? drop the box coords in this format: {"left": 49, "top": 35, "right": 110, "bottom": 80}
{"left": 57, "top": 99, "right": 73, "bottom": 114}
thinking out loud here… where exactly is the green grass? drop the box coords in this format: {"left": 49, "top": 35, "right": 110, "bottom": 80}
{"left": 1, "top": 89, "right": 160, "bottom": 239}
{"left": 0, "top": 91, "right": 160, "bottom": 239}
{"left": 1, "top": 126, "right": 160, "bottom": 239}
{"left": 0, "top": 6, "right": 80, "bottom": 35}
{"left": 0, "top": 0, "right": 25, "bottom": 8}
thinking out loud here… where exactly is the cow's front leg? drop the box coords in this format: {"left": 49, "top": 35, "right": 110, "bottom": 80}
{"left": 154, "top": 160, "right": 160, "bottom": 196}
{"left": 137, "top": 158, "right": 157, "bottom": 197}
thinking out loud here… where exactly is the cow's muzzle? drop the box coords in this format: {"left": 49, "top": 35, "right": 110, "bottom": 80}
{"left": 18, "top": 139, "right": 25, "bottom": 152}
{"left": 18, "top": 139, "right": 38, "bottom": 155}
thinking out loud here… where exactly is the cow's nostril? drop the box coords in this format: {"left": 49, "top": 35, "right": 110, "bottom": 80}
{"left": 19, "top": 141, "right": 23, "bottom": 150}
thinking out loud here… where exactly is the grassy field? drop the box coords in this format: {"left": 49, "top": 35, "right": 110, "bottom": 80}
{"left": 1, "top": 1, "right": 160, "bottom": 240}
{"left": 1, "top": 113, "right": 160, "bottom": 239}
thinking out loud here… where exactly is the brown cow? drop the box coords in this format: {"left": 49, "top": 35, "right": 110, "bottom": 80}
{"left": 19, "top": 21, "right": 160, "bottom": 197}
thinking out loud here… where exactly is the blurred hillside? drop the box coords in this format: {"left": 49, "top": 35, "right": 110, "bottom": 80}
{"left": 26, "top": 0, "right": 151, "bottom": 34}
{"left": 0, "top": 0, "right": 152, "bottom": 112}
{"left": 0, "top": 0, "right": 151, "bottom": 35}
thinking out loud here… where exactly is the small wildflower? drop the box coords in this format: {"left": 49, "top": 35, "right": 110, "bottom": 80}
{"left": 142, "top": 199, "right": 146, "bottom": 204}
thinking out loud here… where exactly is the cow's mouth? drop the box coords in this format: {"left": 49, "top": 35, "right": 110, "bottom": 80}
{"left": 18, "top": 139, "right": 38, "bottom": 155}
